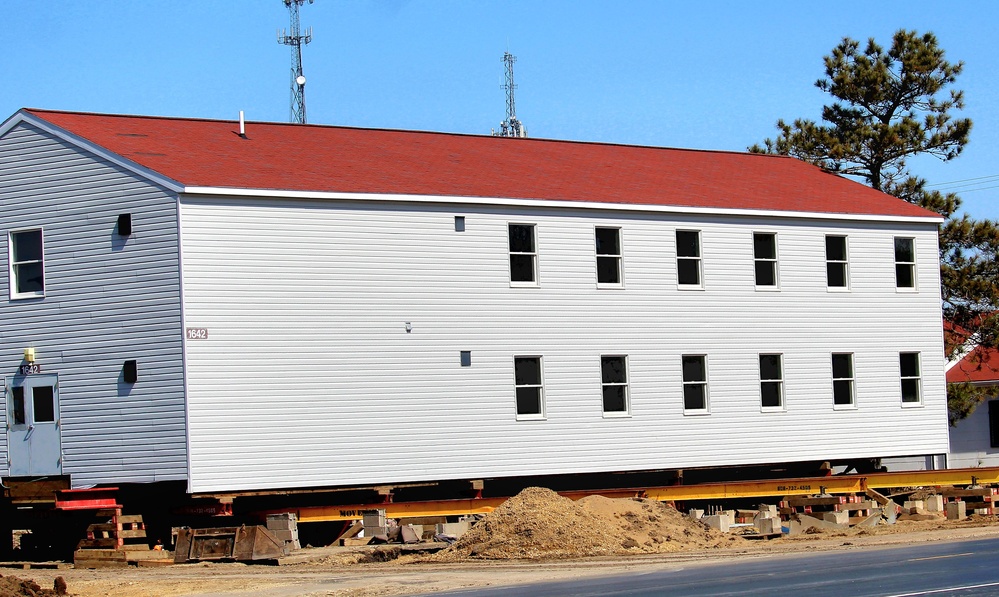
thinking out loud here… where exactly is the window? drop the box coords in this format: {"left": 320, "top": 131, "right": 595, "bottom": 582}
{"left": 825, "top": 235, "right": 848, "bottom": 288}
{"left": 9, "top": 229, "right": 44, "bottom": 298}
{"left": 11, "top": 387, "right": 25, "bottom": 426}
{"left": 514, "top": 357, "right": 545, "bottom": 418}
{"left": 682, "top": 355, "right": 708, "bottom": 412}
{"left": 894, "top": 237, "right": 915, "bottom": 289}
{"left": 676, "top": 230, "right": 702, "bottom": 286}
{"left": 900, "top": 352, "right": 922, "bottom": 404}
{"left": 601, "top": 355, "right": 629, "bottom": 414}
{"left": 454, "top": 216, "right": 465, "bottom": 232}
{"left": 509, "top": 224, "right": 537, "bottom": 284}
{"left": 753, "top": 232, "right": 778, "bottom": 287}
{"left": 595, "top": 227, "right": 622, "bottom": 285}
{"left": 759, "top": 353, "right": 784, "bottom": 409}
{"left": 831, "top": 353, "right": 855, "bottom": 406}
{"left": 988, "top": 401, "right": 999, "bottom": 448}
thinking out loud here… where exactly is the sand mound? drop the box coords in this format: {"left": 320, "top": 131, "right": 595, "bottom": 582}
{"left": 0, "top": 574, "right": 66, "bottom": 597}
{"left": 432, "top": 487, "right": 739, "bottom": 561}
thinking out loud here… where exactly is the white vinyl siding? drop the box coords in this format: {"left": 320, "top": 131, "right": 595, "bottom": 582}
{"left": 0, "top": 122, "right": 187, "bottom": 487}
{"left": 179, "top": 196, "right": 948, "bottom": 493}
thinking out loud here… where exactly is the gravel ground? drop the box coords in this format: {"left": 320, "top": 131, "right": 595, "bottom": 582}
{"left": 11, "top": 491, "right": 999, "bottom": 597}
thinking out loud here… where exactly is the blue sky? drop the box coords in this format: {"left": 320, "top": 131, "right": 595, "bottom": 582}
{"left": 2, "top": 0, "right": 996, "bottom": 218}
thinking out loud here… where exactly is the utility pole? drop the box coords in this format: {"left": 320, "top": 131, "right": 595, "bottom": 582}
{"left": 492, "top": 52, "right": 527, "bottom": 138}
{"left": 278, "top": 0, "right": 314, "bottom": 124}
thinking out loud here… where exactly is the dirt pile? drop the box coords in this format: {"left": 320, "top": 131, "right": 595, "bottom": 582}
{"left": 0, "top": 574, "right": 67, "bottom": 597}
{"left": 432, "top": 487, "right": 739, "bottom": 561}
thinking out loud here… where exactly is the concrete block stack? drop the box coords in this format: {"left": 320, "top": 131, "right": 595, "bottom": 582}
{"left": 266, "top": 513, "right": 301, "bottom": 551}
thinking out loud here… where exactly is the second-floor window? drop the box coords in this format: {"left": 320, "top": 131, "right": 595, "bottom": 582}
{"left": 595, "top": 227, "right": 622, "bottom": 285}
{"left": 825, "top": 235, "right": 849, "bottom": 289}
{"left": 676, "top": 230, "right": 702, "bottom": 287}
{"left": 894, "top": 237, "right": 915, "bottom": 289}
{"left": 509, "top": 224, "right": 537, "bottom": 285}
{"left": 753, "top": 232, "right": 778, "bottom": 287}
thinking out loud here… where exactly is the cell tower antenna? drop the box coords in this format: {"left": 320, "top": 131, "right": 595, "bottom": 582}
{"left": 277, "top": 0, "right": 314, "bottom": 124}
{"left": 492, "top": 52, "right": 527, "bottom": 138}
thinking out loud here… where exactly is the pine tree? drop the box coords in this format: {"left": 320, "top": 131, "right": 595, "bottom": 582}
{"left": 751, "top": 30, "right": 999, "bottom": 423}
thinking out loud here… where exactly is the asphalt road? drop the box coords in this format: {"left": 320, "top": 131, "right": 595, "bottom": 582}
{"left": 432, "top": 537, "right": 999, "bottom": 596}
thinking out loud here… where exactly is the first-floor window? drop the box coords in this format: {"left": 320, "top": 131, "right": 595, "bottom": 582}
{"left": 514, "top": 357, "right": 545, "bottom": 418}
{"left": 900, "top": 352, "right": 922, "bottom": 404}
{"left": 759, "top": 353, "right": 784, "bottom": 409}
{"left": 601, "top": 355, "right": 629, "bottom": 414}
{"left": 682, "top": 355, "right": 708, "bottom": 412}
{"left": 832, "top": 353, "right": 855, "bottom": 406}
{"left": 9, "top": 229, "right": 44, "bottom": 297}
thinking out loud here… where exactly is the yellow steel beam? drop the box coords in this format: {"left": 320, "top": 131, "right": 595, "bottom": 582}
{"left": 287, "top": 467, "right": 999, "bottom": 523}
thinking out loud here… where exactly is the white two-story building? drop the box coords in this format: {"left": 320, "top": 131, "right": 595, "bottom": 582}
{"left": 0, "top": 109, "right": 949, "bottom": 496}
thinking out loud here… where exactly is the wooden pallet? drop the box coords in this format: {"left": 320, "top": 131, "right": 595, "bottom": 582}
{"left": 74, "top": 512, "right": 170, "bottom": 568}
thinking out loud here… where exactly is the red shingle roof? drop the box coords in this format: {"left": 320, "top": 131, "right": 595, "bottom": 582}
{"left": 949, "top": 346, "right": 999, "bottom": 385}
{"left": 22, "top": 109, "right": 937, "bottom": 218}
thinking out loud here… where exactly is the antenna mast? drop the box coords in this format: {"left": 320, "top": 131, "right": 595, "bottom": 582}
{"left": 493, "top": 52, "right": 527, "bottom": 138}
{"left": 278, "top": 0, "right": 314, "bottom": 124}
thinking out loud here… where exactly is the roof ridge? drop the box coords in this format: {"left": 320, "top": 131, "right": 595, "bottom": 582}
{"left": 21, "top": 107, "right": 794, "bottom": 160}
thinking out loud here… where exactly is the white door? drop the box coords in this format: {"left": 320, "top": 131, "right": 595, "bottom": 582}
{"left": 6, "top": 374, "right": 62, "bottom": 476}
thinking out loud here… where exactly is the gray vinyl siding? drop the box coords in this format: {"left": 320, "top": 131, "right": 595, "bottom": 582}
{"left": 0, "top": 122, "right": 187, "bottom": 486}
{"left": 179, "top": 195, "right": 948, "bottom": 493}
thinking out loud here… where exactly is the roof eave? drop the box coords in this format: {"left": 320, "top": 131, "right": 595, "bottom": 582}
{"left": 181, "top": 186, "right": 945, "bottom": 224}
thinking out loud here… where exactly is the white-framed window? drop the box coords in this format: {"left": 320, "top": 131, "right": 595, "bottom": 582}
{"left": 595, "top": 227, "right": 622, "bottom": 285}
{"left": 825, "top": 235, "right": 849, "bottom": 289}
{"left": 676, "top": 230, "right": 702, "bottom": 287}
{"left": 681, "top": 354, "right": 709, "bottom": 413}
{"left": 832, "top": 353, "right": 855, "bottom": 407}
{"left": 509, "top": 223, "right": 538, "bottom": 285}
{"left": 9, "top": 228, "right": 45, "bottom": 299}
{"left": 759, "top": 353, "right": 784, "bottom": 410}
{"left": 753, "top": 232, "right": 778, "bottom": 288}
{"left": 601, "top": 355, "right": 629, "bottom": 415}
{"left": 900, "top": 352, "right": 922, "bottom": 405}
{"left": 514, "top": 356, "right": 545, "bottom": 419}
{"left": 894, "top": 237, "right": 916, "bottom": 289}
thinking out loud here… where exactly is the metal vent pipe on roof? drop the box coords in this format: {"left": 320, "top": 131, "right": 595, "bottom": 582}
{"left": 239, "top": 111, "right": 246, "bottom": 137}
